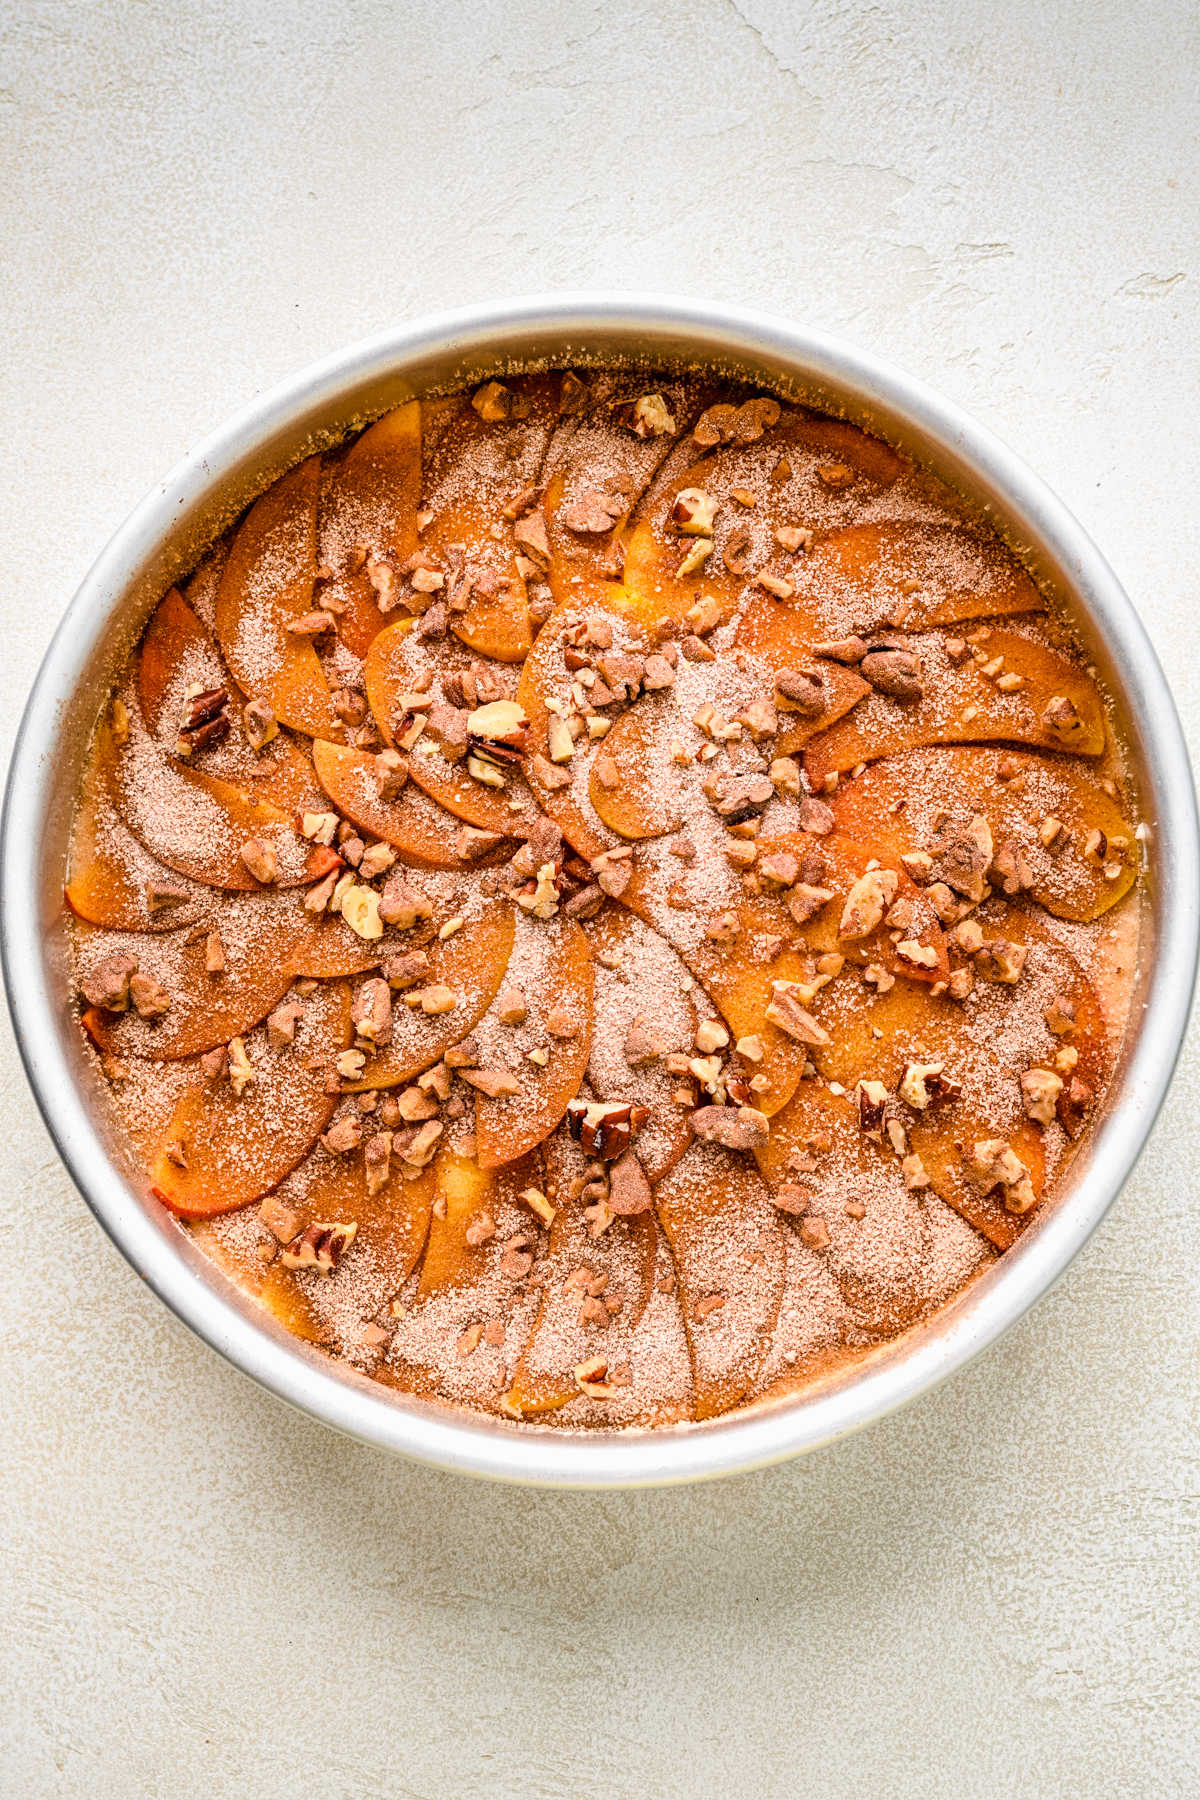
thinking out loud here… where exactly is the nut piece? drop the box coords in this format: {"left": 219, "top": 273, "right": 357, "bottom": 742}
{"left": 764, "top": 980, "right": 830, "bottom": 1045}
{"left": 671, "top": 487, "right": 718, "bottom": 536}
{"left": 566, "top": 1099, "right": 649, "bottom": 1160}
{"left": 897, "top": 1061, "right": 960, "bottom": 1111}
{"left": 266, "top": 999, "right": 304, "bottom": 1048}
{"left": 625, "top": 392, "right": 676, "bottom": 438}
{"left": 518, "top": 1186, "right": 557, "bottom": 1227}
{"left": 968, "top": 1139, "right": 1037, "bottom": 1214}
{"left": 975, "top": 938, "right": 1028, "bottom": 985}
{"left": 351, "top": 976, "right": 392, "bottom": 1046}
{"left": 1045, "top": 993, "right": 1078, "bottom": 1037}
{"left": 340, "top": 885, "right": 384, "bottom": 941}
{"left": 227, "top": 1035, "right": 256, "bottom": 1097}
{"left": 281, "top": 1220, "right": 357, "bottom": 1274}
{"left": 860, "top": 646, "right": 923, "bottom": 702}
{"left": 471, "top": 380, "right": 513, "bottom": 423}
{"left": 377, "top": 874, "right": 432, "bottom": 931}
{"left": 838, "top": 867, "right": 899, "bottom": 940}
{"left": 691, "top": 1104, "right": 770, "bottom": 1151}
{"left": 1042, "top": 694, "right": 1085, "bottom": 742}
{"left": 694, "top": 1017, "right": 730, "bottom": 1054}
{"left": 607, "top": 1149, "right": 653, "bottom": 1215}
{"left": 129, "top": 971, "right": 171, "bottom": 1020}
{"left": 467, "top": 699, "right": 529, "bottom": 768}
{"left": 775, "top": 667, "right": 826, "bottom": 716}
{"left": 240, "top": 837, "right": 278, "bottom": 884}
{"left": 459, "top": 1066, "right": 520, "bottom": 1098}
{"left": 496, "top": 986, "right": 528, "bottom": 1026}
{"left": 80, "top": 953, "right": 138, "bottom": 1012}
{"left": 929, "top": 814, "right": 994, "bottom": 903}
{"left": 242, "top": 697, "right": 278, "bottom": 750}
{"left": 1021, "top": 1067, "right": 1064, "bottom": 1126}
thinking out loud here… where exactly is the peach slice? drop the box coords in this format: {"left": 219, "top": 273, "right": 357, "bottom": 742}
{"left": 504, "top": 1122, "right": 658, "bottom": 1415}
{"left": 515, "top": 603, "right": 622, "bottom": 860}
{"left": 318, "top": 402, "right": 422, "bottom": 658}
{"left": 147, "top": 978, "right": 351, "bottom": 1217}
{"left": 654, "top": 1140, "right": 786, "bottom": 1419}
{"left": 621, "top": 409, "right": 906, "bottom": 626}
{"left": 138, "top": 586, "right": 320, "bottom": 813}
{"left": 344, "top": 899, "right": 515, "bottom": 1090}
{"left": 214, "top": 455, "right": 339, "bottom": 739}
{"left": 377, "top": 1149, "right": 546, "bottom": 1410}
{"left": 65, "top": 735, "right": 207, "bottom": 932}
{"left": 583, "top": 906, "right": 699, "bottom": 1183}
{"left": 831, "top": 747, "right": 1138, "bottom": 921}
{"left": 103, "top": 695, "right": 312, "bottom": 890}
{"left": 588, "top": 698, "right": 686, "bottom": 840}
{"left": 757, "top": 1081, "right": 995, "bottom": 1319}
{"left": 749, "top": 831, "right": 951, "bottom": 988}
{"left": 788, "top": 519, "right": 1043, "bottom": 635}
{"left": 733, "top": 592, "right": 870, "bottom": 755}
{"left": 540, "top": 375, "right": 705, "bottom": 609}
{"left": 472, "top": 915, "right": 595, "bottom": 1168}
{"left": 363, "top": 620, "right": 541, "bottom": 833}
{"left": 74, "top": 892, "right": 317, "bottom": 1060}
{"left": 804, "top": 627, "right": 1105, "bottom": 784}
{"left": 311, "top": 739, "right": 512, "bottom": 866}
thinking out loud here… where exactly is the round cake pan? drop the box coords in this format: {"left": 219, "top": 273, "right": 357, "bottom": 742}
{"left": 3, "top": 295, "right": 1196, "bottom": 1487}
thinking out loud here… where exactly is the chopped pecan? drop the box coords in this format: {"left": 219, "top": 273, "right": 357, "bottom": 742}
{"left": 714, "top": 774, "right": 775, "bottom": 823}
{"left": 991, "top": 839, "right": 1035, "bottom": 896}
{"left": 267, "top": 999, "right": 304, "bottom": 1048}
{"left": 967, "top": 1140, "right": 1036, "bottom": 1213}
{"left": 382, "top": 949, "right": 431, "bottom": 990}
{"left": 764, "top": 980, "right": 830, "bottom": 1045}
{"left": 242, "top": 696, "right": 278, "bottom": 750}
{"left": 129, "top": 971, "right": 171, "bottom": 1020}
{"left": 855, "top": 1079, "right": 891, "bottom": 1137}
{"left": 460, "top": 1067, "right": 521, "bottom": 1099}
{"left": 175, "top": 685, "right": 230, "bottom": 755}
{"left": 975, "top": 938, "right": 1028, "bottom": 985}
{"left": 240, "top": 837, "right": 278, "bottom": 884}
{"left": 1021, "top": 1067, "right": 1063, "bottom": 1126}
{"left": 378, "top": 874, "right": 432, "bottom": 930}
{"left": 566, "top": 1099, "right": 649, "bottom": 1160}
{"left": 691, "top": 1105, "right": 769, "bottom": 1151}
{"left": 776, "top": 667, "right": 826, "bottom": 716}
{"left": 929, "top": 814, "right": 993, "bottom": 903}
{"left": 1056, "top": 1075, "right": 1093, "bottom": 1139}
{"left": 897, "top": 1061, "right": 961, "bottom": 1111}
{"left": 838, "top": 867, "right": 899, "bottom": 940}
{"left": 607, "top": 1149, "right": 653, "bottom": 1215}
{"left": 80, "top": 953, "right": 138, "bottom": 1012}
{"left": 562, "top": 488, "right": 626, "bottom": 533}
{"left": 860, "top": 646, "right": 923, "bottom": 702}
{"left": 351, "top": 977, "right": 393, "bottom": 1047}
{"left": 281, "top": 1220, "right": 357, "bottom": 1273}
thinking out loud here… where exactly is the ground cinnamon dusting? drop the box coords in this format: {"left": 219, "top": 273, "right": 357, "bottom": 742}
{"left": 63, "top": 363, "right": 1144, "bottom": 1431}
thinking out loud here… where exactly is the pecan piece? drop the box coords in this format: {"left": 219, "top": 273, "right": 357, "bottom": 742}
{"left": 566, "top": 1099, "right": 649, "bottom": 1160}
{"left": 281, "top": 1220, "right": 357, "bottom": 1273}
{"left": 691, "top": 1105, "right": 770, "bottom": 1151}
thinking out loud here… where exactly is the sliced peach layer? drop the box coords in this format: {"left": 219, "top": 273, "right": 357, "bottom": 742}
{"left": 832, "top": 747, "right": 1138, "bottom": 920}
{"left": 583, "top": 906, "right": 699, "bottom": 1183}
{"left": 65, "top": 736, "right": 207, "bottom": 932}
{"left": 804, "top": 627, "right": 1105, "bottom": 783}
{"left": 378, "top": 1149, "right": 547, "bottom": 1411}
{"left": 505, "top": 1122, "right": 659, "bottom": 1415}
{"left": 788, "top": 519, "right": 1043, "bottom": 634}
{"left": 215, "top": 456, "right": 339, "bottom": 739}
{"left": 75, "top": 894, "right": 314, "bottom": 1060}
{"left": 540, "top": 376, "right": 704, "bottom": 609}
{"left": 363, "top": 620, "right": 541, "bottom": 833}
{"left": 311, "top": 739, "right": 512, "bottom": 867}
{"left": 766, "top": 1041, "right": 1049, "bottom": 1255}
{"left": 147, "top": 979, "right": 351, "bottom": 1217}
{"left": 473, "top": 917, "right": 595, "bottom": 1168}
{"left": 749, "top": 830, "right": 950, "bottom": 988}
{"left": 318, "top": 402, "right": 422, "bottom": 658}
{"left": 733, "top": 592, "right": 870, "bottom": 755}
{"left": 281, "top": 1126, "right": 437, "bottom": 1295}
{"left": 621, "top": 409, "right": 906, "bottom": 625}
{"left": 345, "top": 900, "right": 515, "bottom": 1089}
{"left": 654, "top": 1140, "right": 786, "bottom": 1419}
{"left": 103, "top": 697, "right": 311, "bottom": 890}
{"left": 138, "top": 586, "right": 319, "bottom": 812}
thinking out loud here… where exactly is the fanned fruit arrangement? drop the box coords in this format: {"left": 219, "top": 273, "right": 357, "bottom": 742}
{"left": 67, "top": 369, "right": 1144, "bottom": 1429}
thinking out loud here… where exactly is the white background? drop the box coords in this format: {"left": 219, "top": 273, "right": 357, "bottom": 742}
{"left": 2, "top": 3, "right": 1197, "bottom": 1795}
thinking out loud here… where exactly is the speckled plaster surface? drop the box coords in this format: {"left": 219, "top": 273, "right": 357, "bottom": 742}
{"left": 1, "top": 3, "right": 1197, "bottom": 1795}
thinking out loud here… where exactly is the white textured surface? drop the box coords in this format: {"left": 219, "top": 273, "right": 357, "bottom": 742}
{"left": 2, "top": 4, "right": 1197, "bottom": 1795}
